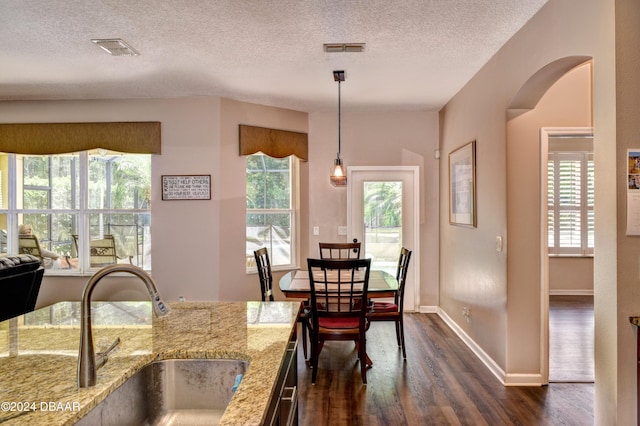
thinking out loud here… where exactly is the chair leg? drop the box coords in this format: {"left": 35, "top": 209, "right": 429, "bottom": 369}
{"left": 395, "top": 321, "right": 401, "bottom": 347}
{"left": 301, "top": 320, "right": 308, "bottom": 360}
{"left": 398, "top": 318, "right": 407, "bottom": 359}
{"left": 310, "top": 336, "right": 319, "bottom": 384}
{"left": 310, "top": 338, "right": 326, "bottom": 384}
{"left": 359, "top": 338, "right": 367, "bottom": 384}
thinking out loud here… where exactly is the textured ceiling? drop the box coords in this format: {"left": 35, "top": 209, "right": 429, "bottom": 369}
{"left": 0, "top": 0, "right": 548, "bottom": 112}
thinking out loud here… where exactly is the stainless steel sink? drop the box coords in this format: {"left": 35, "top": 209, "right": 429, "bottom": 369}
{"left": 77, "top": 358, "right": 248, "bottom": 426}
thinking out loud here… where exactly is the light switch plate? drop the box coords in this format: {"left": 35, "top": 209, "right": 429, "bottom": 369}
{"left": 338, "top": 226, "right": 347, "bottom": 235}
{"left": 313, "top": 226, "right": 320, "bottom": 236}
{"left": 496, "top": 236, "right": 503, "bottom": 252}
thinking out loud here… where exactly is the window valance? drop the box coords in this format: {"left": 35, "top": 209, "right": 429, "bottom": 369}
{"left": 0, "top": 122, "right": 161, "bottom": 155}
{"left": 239, "top": 124, "right": 308, "bottom": 161}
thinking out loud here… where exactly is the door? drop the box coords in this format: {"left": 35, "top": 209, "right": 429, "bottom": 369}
{"left": 347, "top": 166, "right": 419, "bottom": 312}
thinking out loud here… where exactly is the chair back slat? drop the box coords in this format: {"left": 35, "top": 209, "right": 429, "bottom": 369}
{"left": 307, "top": 258, "right": 371, "bottom": 325}
{"left": 254, "top": 247, "right": 274, "bottom": 301}
{"left": 395, "top": 247, "right": 412, "bottom": 307}
{"left": 318, "top": 242, "right": 361, "bottom": 260}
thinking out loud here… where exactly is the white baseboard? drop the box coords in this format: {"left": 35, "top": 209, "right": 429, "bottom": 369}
{"left": 549, "top": 289, "right": 594, "bottom": 296}
{"left": 418, "top": 305, "right": 438, "bottom": 313}
{"left": 503, "top": 373, "right": 545, "bottom": 386}
{"left": 436, "top": 308, "right": 544, "bottom": 387}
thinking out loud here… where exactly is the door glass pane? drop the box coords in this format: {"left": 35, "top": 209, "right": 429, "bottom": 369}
{"left": 363, "top": 181, "right": 402, "bottom": 274}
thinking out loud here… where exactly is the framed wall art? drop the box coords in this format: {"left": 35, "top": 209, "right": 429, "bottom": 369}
{"left": 161, "top": 175, "right": 211, "bottom": 200}
{"left": 448, "top": 141, "right": 476, "bottom": 227}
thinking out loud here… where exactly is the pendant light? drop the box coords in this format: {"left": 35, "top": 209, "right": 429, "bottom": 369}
{"left": 330, "top": 70, "right": 347, "bottom": 187}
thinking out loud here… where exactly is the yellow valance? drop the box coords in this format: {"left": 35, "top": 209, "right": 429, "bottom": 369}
{"left": 239, "top": 124, "right": 308, "bottom": 161}
{"left": 0, "top": 122, "right": 161, "bottom": 155}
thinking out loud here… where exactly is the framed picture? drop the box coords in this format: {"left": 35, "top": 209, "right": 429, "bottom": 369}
{"left": 449, "top": 141, "right": 476, "bottom": 227}
{"left": 161, "top": 175, "right": 211, "bottom": 200}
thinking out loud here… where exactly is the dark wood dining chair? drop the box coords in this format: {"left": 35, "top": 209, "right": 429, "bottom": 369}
{"left": 254, "top": 247, "right": 274, "bottom": 301}
{"left": 371, "top": 247, "right": 412, "bottom": 359}
{"left": 318, "top": 241, "right": 361, "bottom": 260}
{"left": 254, "top": 247, "right": 308, "bottom": 360}
{"left": 306, "top": 257, "right": 372, "bottom": 384}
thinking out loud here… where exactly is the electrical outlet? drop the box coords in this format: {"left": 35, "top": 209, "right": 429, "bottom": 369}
{"left": 338, "top": 226, "right": 347, "bottom": 235}
{"left": 462, "top": 307, "right": 471, "bottom": 322}
{"left": 313, "top": 226, "right": 320, "bottom": 236}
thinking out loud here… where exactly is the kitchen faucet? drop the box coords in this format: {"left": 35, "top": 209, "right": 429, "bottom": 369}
{"left": 77, "top": 264, "right": 170, "bottom": 388}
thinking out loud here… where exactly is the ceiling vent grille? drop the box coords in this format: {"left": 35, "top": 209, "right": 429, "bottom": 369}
{"left": 91, "top": 39, "right": 140, "bottom": 56}
{"left": 323, "top": 43, "right": 366, "bottom": 53}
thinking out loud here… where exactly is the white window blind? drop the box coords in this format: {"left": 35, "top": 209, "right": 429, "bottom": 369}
{"left": 547, "top": 151, "right": 594, "bottom": 255}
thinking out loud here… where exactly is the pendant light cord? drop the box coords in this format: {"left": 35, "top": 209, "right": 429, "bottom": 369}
{"left": 337, "top": 79, "right": 341, "bottom": 159}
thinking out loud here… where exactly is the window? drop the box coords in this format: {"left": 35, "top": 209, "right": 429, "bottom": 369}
{"left": 246, "top": 154, "right": 297, "bottom": 271}
{"left": 0, "top": 150, "right": 151, "bottom": 272}
{"left": 547, "top": 151, "right": 594, "bottom": 255}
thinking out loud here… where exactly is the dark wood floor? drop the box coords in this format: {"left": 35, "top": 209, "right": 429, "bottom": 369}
{"left": 549, "top": 295, "right": 594, "bottom": 382}
{"left": 296, "top": 312, "right": 593, "bottom": 426}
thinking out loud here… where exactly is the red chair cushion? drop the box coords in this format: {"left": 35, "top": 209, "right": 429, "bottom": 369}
{"left": 373, "top": 302, "right": 398, "bottom": 313}
{"left": 319, "top": 317, "right": 360, "bottom": 329}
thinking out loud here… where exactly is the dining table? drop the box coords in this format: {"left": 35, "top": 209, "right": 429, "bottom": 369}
{"left": 278, "top": 268, "right": 399, "bottom": 299}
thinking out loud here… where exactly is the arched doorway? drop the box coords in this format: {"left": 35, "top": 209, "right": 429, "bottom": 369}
{"left": 506, "top": 56, "right": 593, "bottom": 384}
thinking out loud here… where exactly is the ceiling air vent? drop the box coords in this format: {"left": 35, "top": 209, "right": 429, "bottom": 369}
{"left": 323, "top": 43, "right": 366, "bottom": 53}
{"left": 91, "top": 38, "right": 140, "bottom": 56}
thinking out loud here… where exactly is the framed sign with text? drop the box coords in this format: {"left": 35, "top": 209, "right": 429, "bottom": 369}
{"left": 161, "top": 175, "right": 211, "bottom": 200}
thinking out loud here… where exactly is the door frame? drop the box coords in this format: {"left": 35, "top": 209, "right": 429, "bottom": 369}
{"left": 540, "top": 126, "right": 593, "bottom": 384}
{"left": 346, "top": 165, "right": 420, "bottom": 311}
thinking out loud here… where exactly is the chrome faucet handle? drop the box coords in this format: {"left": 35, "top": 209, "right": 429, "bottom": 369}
{"left": 95, "top": 337, "right": 121, "bottom": 370}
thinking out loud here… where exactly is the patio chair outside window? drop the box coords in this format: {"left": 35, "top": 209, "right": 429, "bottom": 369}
{"left": 18, "top": 235, "right": 45, "bottom": 267}
{"left": 72, "top": 234, "right": 132, "bottom": 268}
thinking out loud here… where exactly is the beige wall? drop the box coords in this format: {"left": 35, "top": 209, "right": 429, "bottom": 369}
{"left": 4, "top": 0, "right": 633, "bottom": 421}
{"left": 439, "top": 0, "right": 621, "bottom": 422}
{"left": 0, "top": 99, "right": 439, "bottom": 308}
{"left": 218, "top": 98, "right": 309, "bottom": 301}
{"left": 508, "top": 62, "right": 593, "bottom": 298}
{"left": 0, "top": 97, "right": 308, "bottom": 304}
{"left": 308, "top": 110, "right": 440, "bottom": 308}
{"left": 612, "top": 0, "right": 640, "bottom": 424}
{"left": 549, "top": 257, "right": 594, "bottom": 294}
{"left": 0, "top": 97, "right": 223, "bottom": 303}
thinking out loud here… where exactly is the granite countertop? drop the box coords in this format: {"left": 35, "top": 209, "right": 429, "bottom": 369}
{"left": 0, "top": 300, "right": 299, "bottom": 425}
